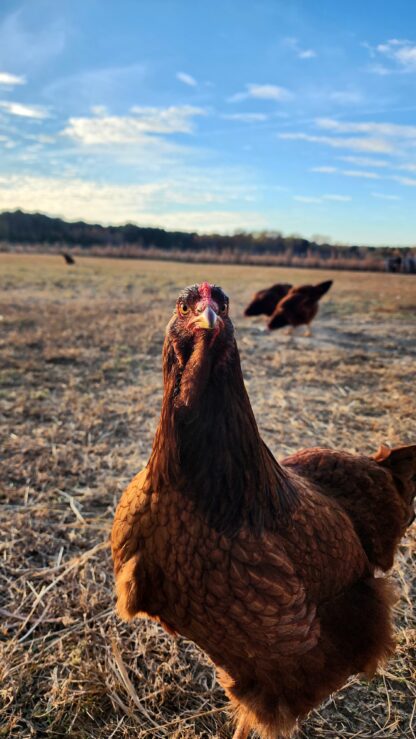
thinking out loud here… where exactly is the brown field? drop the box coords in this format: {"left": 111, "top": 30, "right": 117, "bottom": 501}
{"left": 1, "top": 254, "right": 415, "bottom": 738}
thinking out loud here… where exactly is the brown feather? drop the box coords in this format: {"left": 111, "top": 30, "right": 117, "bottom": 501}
{"left": 268, "top": 280, "right": 333, "bottom": 331}
{"left": 112, "top": 283, "right": 411, "bottom": 739}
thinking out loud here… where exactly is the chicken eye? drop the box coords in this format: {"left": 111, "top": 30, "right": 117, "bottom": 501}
{"left": 178, "top": 303, "right": 189, "bottom": 316}
{"left": 220, "top": 303, "right": 228, "bottom": 316}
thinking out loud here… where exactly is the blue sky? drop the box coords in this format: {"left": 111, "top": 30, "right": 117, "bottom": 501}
{"left": 0, "top": 0, "right": 416, "bottom": 245}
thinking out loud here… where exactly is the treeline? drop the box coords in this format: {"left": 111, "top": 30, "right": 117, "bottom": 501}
{"left": 0, "top": 209, "right": 413, "bottom": 265}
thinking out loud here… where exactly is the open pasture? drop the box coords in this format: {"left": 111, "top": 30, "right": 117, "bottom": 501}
{"left": 1, "top": 254, "right": 415, "bottom": 738}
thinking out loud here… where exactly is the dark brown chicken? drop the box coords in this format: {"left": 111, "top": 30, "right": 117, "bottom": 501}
{"left": 61, "top": 252, "right": 75, "bottom": 265}
{"left": 268, "top": 279, "right": 332, "bottom": 334}
{"left": 112, "top": 282, "right": 415, "bottom": 739}
{"left": 244, "top": 283, "right": 292, "bottom": 317}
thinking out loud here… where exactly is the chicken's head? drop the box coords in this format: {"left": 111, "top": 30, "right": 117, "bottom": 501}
{"left": 165, "top": 282, "right": 234, "bottom": 375}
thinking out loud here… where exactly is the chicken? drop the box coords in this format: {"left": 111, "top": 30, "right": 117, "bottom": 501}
{"left": 111, "top": 281, "right": 415, "bottom": 739}
{"left": 61, "top": 252, "right": 75, "bottom": 265}
{"left": 268, "top": 279, "right": 332, "bottom": 334}
{"left": 244, "top": 283, "right": 292, "bottom": 317}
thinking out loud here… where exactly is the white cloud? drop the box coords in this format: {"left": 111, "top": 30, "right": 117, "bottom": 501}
{"left": 229, "top": 83, "right": 292, "bottom": 103}
{"left": 222, "top": 112, "right": 269, "bottom": 122}
{"left": 129, "top": 105, "right": 205, "bottom": 132}
{"left": 376, "top": 39, "right": 416, "bottom": 71}
{"left": 0, "top": 173, "right": 266, "bottom": 232}
{"left": 144, "top": 210, "right": 267, "bottom": 232}
{"left": 0, "top": 71, "right": 25, "bottom": 86}
{"left": 281, "top": 118, "right": 416, "bottom": 159}
{"left": 284, "top": 38, "right": 317, "bottom": 59}
{"left": 372, "top": 192, "right": 401, "bottom": 200}
{"left": 43, "top": 63, "right": 147, "bottom": 108}
{"left": 391, "top": 175, "right": 416, "bottom": 186}
{"left": 296, "top": 190, "right": 352, "bottom": 203}
{"left": 311, "top": 165, "right": 381, "bottom": 180}
{"left": 279, "top": 132, "right": 393, "bottom": 153}
{"left": 90, "top": 105, "right": 108, "bottom": 116}
{"left": 397, "top": 163, "right": 416, "bottom": 171}
{"left": 316, "top": 117, "right": 416, "bottom": 139}
{"left": 323, "top": 194, "right": 352, "bottom": 202}
{"left": 62, "top": 105, "right": 205, "bottom": 145}
{"left": 311, "top": 166, "right": 337, "bottom": 173}
{"left": 293, "top": 195, "right": 322, "bottom": 203}
{"left": 368, "top": 63, "right": 392, "bottom": 76}
{"left": 0, "top": 100, "right": 49, "bottom": 119}
{"left": 342, "top": 169, "right": 381, "bottom": 179}
{"left": 338, "top": 155, "right": 389, "bottom": 168}
{"left": 0, "top": 134, "right": 16, "bottom": 148}
{"left": 298, "top": 49, "right": 316, "bottom": 59}
{"left": 176, "top": 71, "right": 197, "bottom": 87}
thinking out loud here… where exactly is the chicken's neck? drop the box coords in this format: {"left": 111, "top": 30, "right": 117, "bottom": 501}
{"left": 148, "top": 332, "right": 298, "bottom": 535}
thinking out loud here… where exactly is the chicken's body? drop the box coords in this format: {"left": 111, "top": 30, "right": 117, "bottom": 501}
{"left": 268, "top": 280, "right": 332, "bottom": 333}
{"left": 244, "top": 283, "right": 293, "bottom": 317}
{"left": 112, "top": 282, "right": 415, "bottom": 739}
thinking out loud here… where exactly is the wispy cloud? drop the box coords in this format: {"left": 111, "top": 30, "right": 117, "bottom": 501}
{"left": 0, "top": 134, "right": 16, "bottom": 148}
{"left": 391, "top": 175, "right": 416, "bottom": 186}
{"left": 311, "top": 164, "right": 381, "bottom": 179}
{"left": 0, "top": 71, "right": 25, "bottom": 86}
{"left": 397, "top": 163, "right": 416, "bottom": 172}
{"left": 0, "top": 100, "right": 49, "bottom": 119}
{"left": 222, "top": 112, "right": 269, "bottom": 122}
{"left": 312, "top": 161, "right": 416, "bottom": 186}
{"left": 129, "top": 105, "right": 205, "bottom": 133}
{"left": 338, "top": 155, "right": 389, "bottom": 168}
{"left": 0, "top": 173, "right": 266, "bottom": 232}
{"left": 372, "top": 192, "right": 401, "bottom": 200}
{"left": 298, "top": 49, "right": 316, "bottom": 59}
{"left": 229, "top": 83, "right": 292, "bottom": 103}
{"left": 342, "top": 169, "right": 381, "bottom": 179}
{"left": 294, "top": 193, "right": 351, "bottom": 205}
{"left": 323, "top": 194, "right": 352, "bottom": 201}
{"left": 311, "top": 166, "right": 337, "bottom": 173}
{"left": 293, "top": 195, "right": 322, "bottom": 203}
{"left": 176, "top": 71, "right": 197, "bottom": 87}
{"left": 42, "top": 63, "right": 147, "bottom": 108}
{"left": 284, "top": 37, "right": 317, "bottom": 59}
{"left": 279, "top": 132, "right": 393, "bottom": 153}
{"left": 281, "top": 117, "right": 416, "bottom": 160}
{"left": 316, "top": 117, "right": 416, "bottom": 138}
{"left": 372, "top": 39, "right": 416, "bottom": 72}
{"left": 62, "top": 105, "right": 205, "bottom": 145}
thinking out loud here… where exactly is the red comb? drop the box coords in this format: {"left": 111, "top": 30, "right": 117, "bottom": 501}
{"left": 198, "top": 282, "right": 212, "bottom": 301}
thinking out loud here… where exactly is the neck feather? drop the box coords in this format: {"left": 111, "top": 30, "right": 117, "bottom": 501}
{"left": 148, "top": 333, "right": 298, "bottom": 535}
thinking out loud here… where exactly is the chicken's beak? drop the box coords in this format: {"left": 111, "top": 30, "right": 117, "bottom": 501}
{"left": 194, "top": 305, "right": 218, "bottom": 330}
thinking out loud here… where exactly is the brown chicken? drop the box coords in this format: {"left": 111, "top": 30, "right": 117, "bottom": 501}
{"left": 112, "top": 281, "right": 415, "bottom": 739}
{"left": 244, "top": 283, "right": 293, "bottom": 317}
{"left": 268, "top": 279, "right": 332, "bottom": 334}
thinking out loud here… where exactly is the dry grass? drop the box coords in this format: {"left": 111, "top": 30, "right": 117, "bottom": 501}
{"left": 1, "top": 254, "right": 415, "bottom": 738}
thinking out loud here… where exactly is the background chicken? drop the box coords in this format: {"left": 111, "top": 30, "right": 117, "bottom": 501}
{"left": 61, "top": 251, "right": 76, "bottom": 265}
{"left": 244, "top": 282, "right": 292, "bottom": 317}
{"left": 268, "top": 279, "right": 333, "bottom": 334}
{"left": 112, "top": 281, "right": 415, "bottom": 739}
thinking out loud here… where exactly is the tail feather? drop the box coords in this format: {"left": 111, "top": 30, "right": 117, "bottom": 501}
{"left": 374, "top": 444, "right": 416, "bottom": 515}
{"left": 313, "top": 280, "right": 333, "bottom": 300}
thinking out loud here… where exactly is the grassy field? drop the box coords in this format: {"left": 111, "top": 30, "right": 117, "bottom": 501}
{"left": 1, "top": 253, "right": 415, "bottom": 738}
